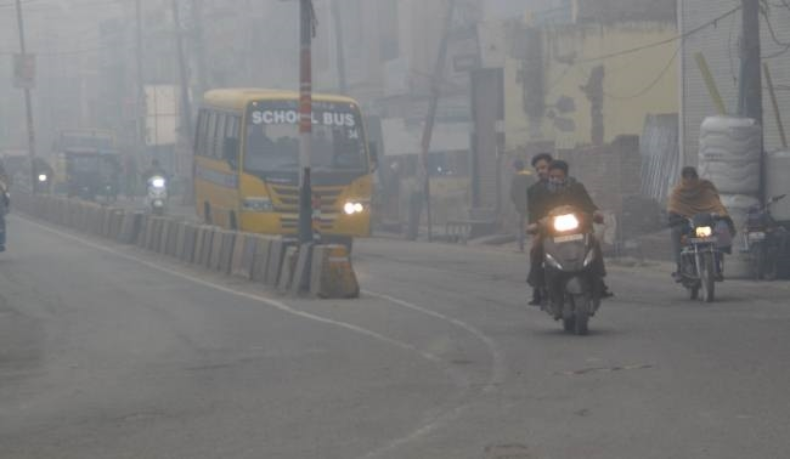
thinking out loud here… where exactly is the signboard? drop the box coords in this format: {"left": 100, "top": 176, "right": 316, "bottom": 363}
{"left": 13, "top": 53, "right": 36, "bottom": 89}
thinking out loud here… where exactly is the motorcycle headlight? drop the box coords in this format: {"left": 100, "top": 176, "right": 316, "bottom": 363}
{"left": 38, "top": 174, "right": 48, "bottom": 182}
{"left": 695, "top": 226, "right": 713, "bottom": 238}
{"left": 553, "top": 214, "right": 580, "bottom": 232}
{"left": 151, "top": 178, "right": 166, "bottom": 188}
{"left": 344, "top": 201, "right": 365, "bottom": 215}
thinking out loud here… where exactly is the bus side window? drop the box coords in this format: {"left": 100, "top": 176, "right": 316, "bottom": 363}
{"left": 205, "top": 111, "right": 217, "bottom": 158}
{"left": 213, "top": 113, "right": 226, "bottom": 160}
{"left": 195, "top": 110, "right": 208, "bottom": 156}
{"left": 223, "top": 116, "right": 241, "bottom": 170}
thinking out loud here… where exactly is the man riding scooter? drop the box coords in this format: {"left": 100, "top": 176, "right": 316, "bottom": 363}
{"left": 528, "top": 160, "right": 612, "bottom": 304}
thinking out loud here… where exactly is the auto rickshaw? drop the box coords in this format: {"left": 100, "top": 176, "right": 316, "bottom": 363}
{"left": 64, "top": 148, "right": 121, "bottom": 202}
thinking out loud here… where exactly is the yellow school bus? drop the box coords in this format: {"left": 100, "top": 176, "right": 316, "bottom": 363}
{"left": 193, "top": 88, "right": 376, "bottom": 245}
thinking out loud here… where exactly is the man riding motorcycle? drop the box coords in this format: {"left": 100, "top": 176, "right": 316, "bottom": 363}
{"left": 667, "top": 167, "right": 734, "bottom": 281}
{"left": 528, "top": 160, "right": 612, "bottom": 302}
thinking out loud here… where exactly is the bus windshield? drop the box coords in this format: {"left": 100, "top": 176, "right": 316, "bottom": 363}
{"left": 244, "top": 100, "right": 367, "bottom": 174}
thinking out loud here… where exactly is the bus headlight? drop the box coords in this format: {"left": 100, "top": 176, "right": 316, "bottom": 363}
{"left": 553, "top": 214, "right": 580, "bottom": 232}
{"left": 344, "top": 201, "right": 365, "bottom": 215}
{"left": 695, "top": 226, "right": 713, "bottom": 238}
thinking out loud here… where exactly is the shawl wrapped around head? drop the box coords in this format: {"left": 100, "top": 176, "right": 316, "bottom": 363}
{"left": 667, "top": 179, "right": 729, "bottom": 218}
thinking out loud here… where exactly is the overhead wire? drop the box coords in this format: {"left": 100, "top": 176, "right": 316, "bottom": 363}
{"left": 602, "top": 45, "right": 681, "bottom": 100}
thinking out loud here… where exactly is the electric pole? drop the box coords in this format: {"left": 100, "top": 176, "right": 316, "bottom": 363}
{"left": 189, "top": 0, "right": 209, "bottom": 99}
{"left": 739, "top": 0, "right": 762, "bottom": 125}
{"left": 298, "top": 0, "right": 316, "bottom": 244}
{"left": 135, "top": 0, "right": 147, "bottom": 165}
{"left": 738, "top": 0, "right": 764, "bottom": 202}
{"left": 14, "top": 0, "right": 37, "bottom": 192}
{"left": 172, "top": 0, "right": 194, "bottom": 142}
{"left": 417, "top": 0, "right": 456, "bottom": 242}
{"left": 330, "top": 0, "right": 347, "bottom": 94}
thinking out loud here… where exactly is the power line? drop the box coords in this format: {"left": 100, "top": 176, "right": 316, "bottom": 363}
{"left": 577, "top": 6, "right": 742, "bottom": 64}
{"left": 602, "top": 45, "right": 681, "bottom": 100}
{"left": 762, "top": 7, "right": 790, "bottom": 47}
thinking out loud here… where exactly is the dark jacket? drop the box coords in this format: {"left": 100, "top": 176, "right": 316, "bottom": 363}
{"left": 527, "top": 180, "right": 551, "bottom": 224}
{"left": 544, "top": 179, "right": 598, "bottom": 218}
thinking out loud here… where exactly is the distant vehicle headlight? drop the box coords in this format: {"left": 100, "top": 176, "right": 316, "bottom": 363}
{"left": 151, "top": 177, "right": 166, "bottom": 188}
{"left": 38, "top": 174, "right": 48, "bottom": 182}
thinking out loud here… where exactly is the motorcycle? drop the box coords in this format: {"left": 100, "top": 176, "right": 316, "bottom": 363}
{"left": 678, "top": 213, "right": 729, "bottom": 302}
{"left": 146, "top": 175, "right": 168, "bottom": 216}
{"left": 534, "top": 206, "right": 603, "bottom": 336}
{"left": 743, "top": 194, "right": 788, "bottom": 280}
{"left": 34, "top": 172, "right": 51, "bottom": 194}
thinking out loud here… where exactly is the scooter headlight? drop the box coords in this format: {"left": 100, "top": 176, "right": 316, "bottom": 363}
{"left": 38, "top": 174, "right": 48, "bottom": 182}
{"left": 695, "top": 226, "right": 713, "bottom": 238}
{"left": 151, "top": 177, "right": 166, "bottom": 188}
{"left": 553, "top": 214, "right": 580, "bottom": 232}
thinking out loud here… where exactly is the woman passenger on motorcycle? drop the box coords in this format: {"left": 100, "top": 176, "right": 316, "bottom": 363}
{"left": 667, "top": 167, "right": 734, "bottom": 281}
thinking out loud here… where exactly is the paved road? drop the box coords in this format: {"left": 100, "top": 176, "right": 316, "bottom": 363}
{"left": 2, "top": 215, "right": 789, "bottom": 458}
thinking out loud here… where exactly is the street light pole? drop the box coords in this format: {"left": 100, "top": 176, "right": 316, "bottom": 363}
{"left": 298, "top": 0, "right": 315, "bottom": 244}
{"left": 14, "top": 0, "right": 37, "bottom": 193}
{"left": 135, "top": 0, "right": 147, "bottom": 166}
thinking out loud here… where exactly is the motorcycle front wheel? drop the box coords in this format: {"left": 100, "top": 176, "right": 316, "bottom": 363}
{"left": 700, "top": 252, "right": 716, "bottom": 303}
{"left": 569, "top": 294, "right": 589, "bottom": 336}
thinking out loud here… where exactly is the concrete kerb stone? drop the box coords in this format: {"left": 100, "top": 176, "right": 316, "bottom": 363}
{"left": 309, "top": 244, "right": 360, "bottom": 299}
{"left": 250, "top": 236, "right": 273, "bottom": 282}
{"left": 208, "top": 229, "right": 227, "bottom": 271}
{"left": 277, "top": 245, "right": 300, "bottom": 293}
{"left": 198, "top": 226, "right": 217, "bottom": 268}
{"left": 177, "top": 223, "right": 199, "bottom": 263}
{"left": 217, "top": 231, "right": 237, "bottom": 275}
{"left": 265, "top": 238, "right": 291, "bottom": 286}
{"left": 100, "top": 207, "right": 114, "bottom": 238}
{"left": 118, "top": 211, "right": 142, "bottom": 244}
{"left": 290, "top": 243, "right": 314, "bottom": 295}
{"left": 158, "top": 218, "right": 174, "bottom": 255}
{"left": 172, "top": 221, "right": 188, "bottom": 259}
{"left": 231, "top": 233, "right": 256, "bottom": 279}
{"left": 108, "top": 208, "right": 124, "bottom": 240}
{"left": 136, "top": 214, "right": 151, "bottom": 248}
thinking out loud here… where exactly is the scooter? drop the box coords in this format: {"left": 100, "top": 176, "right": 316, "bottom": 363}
{"left": 535, "top": 206, "right": 603, "bottom": 336}
{"left": 146, "top": 175, "right": 168, "bottom": 216}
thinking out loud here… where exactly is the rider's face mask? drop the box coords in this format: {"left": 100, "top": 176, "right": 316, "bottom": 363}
{"left": 547, "top": 175, "right": 567, "bottom": 192}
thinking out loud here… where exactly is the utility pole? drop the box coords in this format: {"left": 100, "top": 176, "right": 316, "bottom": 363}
{"left": 189, "top": 0, "right": 209, "bottom": 98}
{"left": 298, "top": 0, "right": 316, "bottom": 244}
{"left": 172, "top": 0, "right": 194, "bottom": 142}
{"left": 173, "top": 0, "right": 195, "bottom": 205}
{"left": 739, "top": 0, "right": 762, "bottom": 124}
{"left": 330, "top": 0, "right": 347, "bottom": 94}
{"left": 135, "top": 0, "right": 147, "bottom": 166}
{"left": 14, "top": 0, "right": 37, "bottom": 192}
{"left": 417, "top": 0, "right": 456, "bottom": 242}
{"left": 738, "top": 0, "right": 764, "bottom": 202}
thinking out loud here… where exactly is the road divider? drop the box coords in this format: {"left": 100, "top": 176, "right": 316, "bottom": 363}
{"left": 14, "top": 193, "right": 361, "bottom": 299}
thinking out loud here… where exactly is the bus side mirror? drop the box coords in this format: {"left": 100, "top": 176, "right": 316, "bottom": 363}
{"left": 223, "top": 138, "right": 239, "bottom": 169}
{"left": 368, "top": 142, "right": 379, "bottom": 172}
